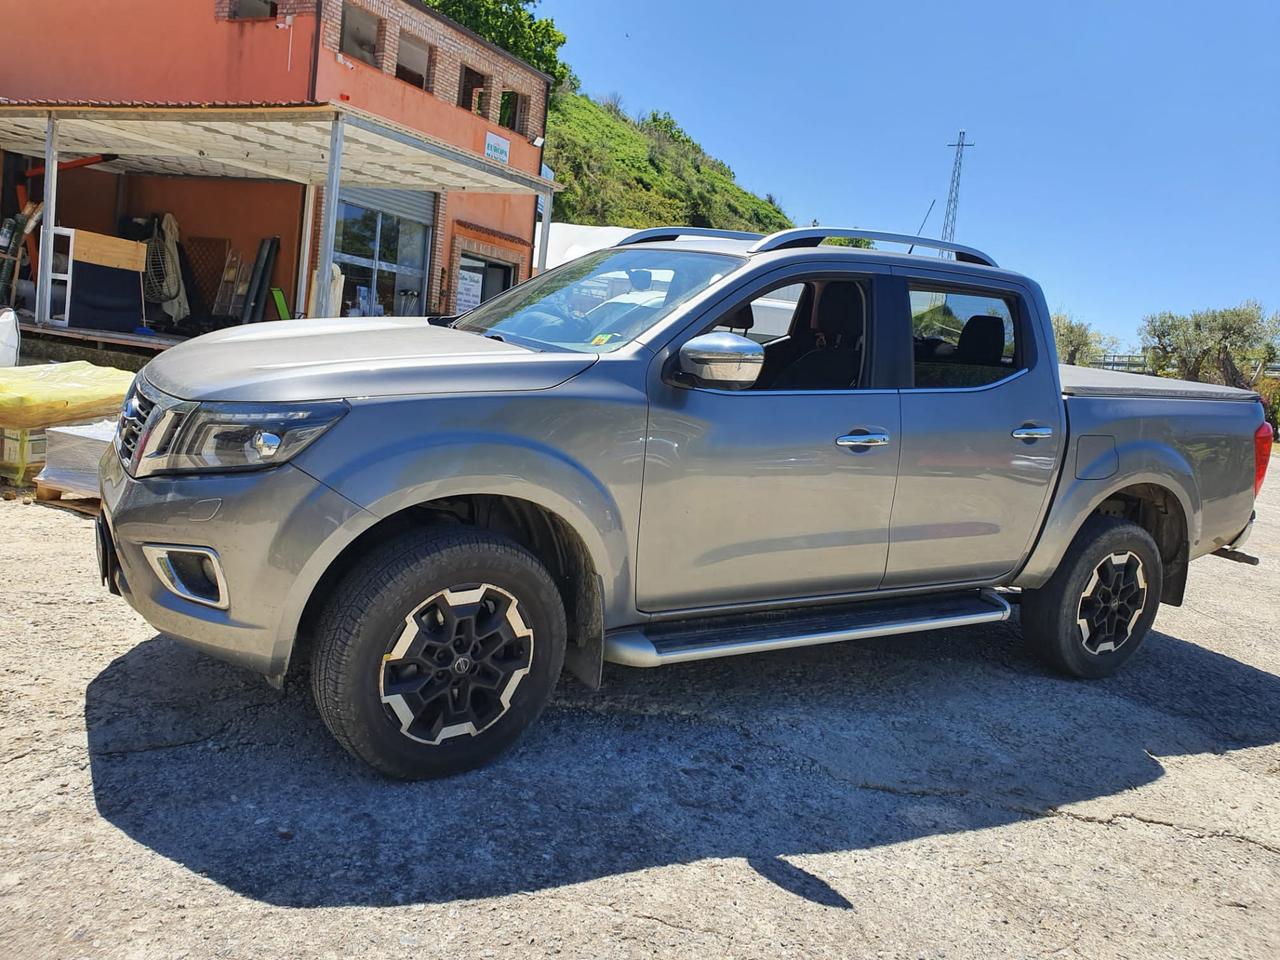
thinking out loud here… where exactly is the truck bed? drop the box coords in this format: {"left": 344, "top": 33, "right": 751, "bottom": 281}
{"left": 1059, "top": 364, "right": 1261, "bottom": 402}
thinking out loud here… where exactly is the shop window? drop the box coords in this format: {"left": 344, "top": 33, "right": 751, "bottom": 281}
{"left": 458, "top": 66, "right": 489, "bottom": 115}
{"left": 333, "top": 201, "right": 430, "bottom": 318}
{"left": 457, "top": 254, "right": 514, "bottom": 313}
{"left": 498, "top": 91, "right": 526, "bottom": 134}
{"left": 230, "top": 0, "right": 277, "bottom": 18}
{"left": 395, "top": 34, "right": 434, "bottom": 91}
{"left": 340, "top": 3, "right": 380, "bottom": 68}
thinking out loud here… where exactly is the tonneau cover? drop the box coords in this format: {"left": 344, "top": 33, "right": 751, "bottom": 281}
{"left": 1059, "top": 364, "right": 1260, "bottom": 402}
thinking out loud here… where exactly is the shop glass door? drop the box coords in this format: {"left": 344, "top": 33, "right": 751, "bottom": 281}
{"left": 334, "top": 202, "right": 430, "bottom": 317}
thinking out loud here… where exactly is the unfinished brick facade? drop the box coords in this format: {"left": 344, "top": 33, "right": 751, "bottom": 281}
{"left": 318, "top": 0, "right": 547, "bottom": 137}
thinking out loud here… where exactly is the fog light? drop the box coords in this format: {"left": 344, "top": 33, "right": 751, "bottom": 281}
{"left": 142, "top": 545, "right": 229, "bottom": 610}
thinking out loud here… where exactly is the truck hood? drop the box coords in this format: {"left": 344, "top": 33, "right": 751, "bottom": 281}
{"left": 1059, "top": 364, "right": 1261, "bottom": 402}
{"left": 142, "top": 317, "right": 597, "bottom": 402}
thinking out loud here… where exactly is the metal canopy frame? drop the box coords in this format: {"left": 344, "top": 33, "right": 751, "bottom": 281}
{"left": 0, "top": 103, "right": 558, "bottom": 322}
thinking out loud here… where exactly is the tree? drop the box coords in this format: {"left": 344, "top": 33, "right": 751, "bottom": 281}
{"left": 1052, "top": 313, "right": 1117, "bottom": 367}
{"left": 424, "top": 0, "right": 572, "bottom": 89}
{"left": 1141, "top": 309, "right": 1210, "bottom": 381}
{"left": 1140, "top": 301, "right": 1279, "bottom": 387}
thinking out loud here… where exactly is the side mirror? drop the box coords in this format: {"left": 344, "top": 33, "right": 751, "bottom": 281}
{"left": 677, "top": 332, "right": 764, "bottom": 390}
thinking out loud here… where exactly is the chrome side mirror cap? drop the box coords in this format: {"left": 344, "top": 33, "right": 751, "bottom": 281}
{"left": 676, "top": 332, "right": 764, "bottom": 390}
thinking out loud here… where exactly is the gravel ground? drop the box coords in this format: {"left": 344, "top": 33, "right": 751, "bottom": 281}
{"left": 1, "top": 478, "right": 1278, "bottom": 959}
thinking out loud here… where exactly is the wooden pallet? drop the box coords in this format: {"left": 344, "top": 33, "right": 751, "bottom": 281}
{"left": 34, "top": 482, "right": 101, "bottom": 516}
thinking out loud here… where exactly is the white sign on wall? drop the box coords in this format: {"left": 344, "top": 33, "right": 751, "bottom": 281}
{"left": 484, "top": 132, "right": 510, "bottom": 165}
{"left": 456, "top": 269, "right": 483, "bottom": 314}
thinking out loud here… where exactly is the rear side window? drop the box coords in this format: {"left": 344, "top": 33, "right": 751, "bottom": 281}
{"left": 908, "top": 285, "right": 1022, "bottom": 388}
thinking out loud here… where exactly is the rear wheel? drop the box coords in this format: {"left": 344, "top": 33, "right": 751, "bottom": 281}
{"left": 1021, "top": 515, "right": 1162, "bottom": 678}
{"left": 311, "top": 528, "right": 566, "bottom": 779}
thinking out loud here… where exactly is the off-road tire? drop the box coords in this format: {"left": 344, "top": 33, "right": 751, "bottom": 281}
{"left": 1021, "top": 515, "right": 1162, "bottom": 678}
{"left": 311, "top": 528, "right": 566, "bottom": 779}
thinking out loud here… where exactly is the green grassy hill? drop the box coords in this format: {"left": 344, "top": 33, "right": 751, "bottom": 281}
{"left": 544, "top": 93, "right": 793, "bottom": 232}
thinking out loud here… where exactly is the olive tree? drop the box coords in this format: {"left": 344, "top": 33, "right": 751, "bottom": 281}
{"left": 1051, "top": 313, "right": 1119, "bottom": 366}
{"left": 1140, "top": 300, "right": 1279, "bottom": 387}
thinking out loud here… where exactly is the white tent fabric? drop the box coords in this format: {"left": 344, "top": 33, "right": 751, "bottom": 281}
{"left": 533, "top": 223, "right": 633, "bottom": 271}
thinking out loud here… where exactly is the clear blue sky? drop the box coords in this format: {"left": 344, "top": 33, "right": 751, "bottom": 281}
{"left": 541, "top": 0, "right": 1279, "bottom": 347}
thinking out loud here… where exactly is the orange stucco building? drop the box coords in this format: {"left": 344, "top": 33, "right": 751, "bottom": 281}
{"left": 0, "top": 0, "right": 553, "bottom": 326}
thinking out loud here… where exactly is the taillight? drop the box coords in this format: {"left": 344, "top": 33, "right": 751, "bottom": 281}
{"left": 1256, "top": 421, "right": 1274, "bottom": 496}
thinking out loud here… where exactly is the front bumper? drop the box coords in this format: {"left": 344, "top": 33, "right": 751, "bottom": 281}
{"left": 99, "top": 449, "right": 369, "bottom": 683}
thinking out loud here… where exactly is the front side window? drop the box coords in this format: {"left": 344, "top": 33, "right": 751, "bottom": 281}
{"left": 453, "top": 249, "right": 741, "bottom": 353}
{"left": 707, "top": 278, "right": 867, "bottom": 391}
{"left": 908, "top": 285, "right": 1022, "bottom": 388}
{"left": 708, "top": 282, "right": 805, "bottom": 344}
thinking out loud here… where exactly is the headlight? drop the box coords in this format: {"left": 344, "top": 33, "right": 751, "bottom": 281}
{"left": 134, "top": 400, "right": 348, "bottom": 477}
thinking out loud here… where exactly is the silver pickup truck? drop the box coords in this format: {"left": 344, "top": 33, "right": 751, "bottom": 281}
{"left": 96, "top": 227, "right": 1273, "bottom": 779}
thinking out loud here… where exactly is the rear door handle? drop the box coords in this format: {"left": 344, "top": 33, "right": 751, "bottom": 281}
{"left": 1011, "top": 425, "right": 1053, "bottom": 441}
{"left": 836, "top": 432, "right": 891, "bottom": 448}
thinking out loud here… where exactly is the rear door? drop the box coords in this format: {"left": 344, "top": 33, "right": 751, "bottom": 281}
{"left": 882, "top": 269, "right": 1063, "bottom": 587}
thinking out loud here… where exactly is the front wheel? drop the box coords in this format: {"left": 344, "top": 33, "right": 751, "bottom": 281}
{"left": 311, "top": 528, "right": 566, "bottom": 779}
{"left": 1021, "top": 515, "right": 1163, "bottom": 678}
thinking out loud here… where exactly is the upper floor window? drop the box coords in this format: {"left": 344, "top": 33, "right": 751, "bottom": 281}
{"left": 908, "top": 285, "right": 1022, "bottom": 388}
{"left": 498, "top": 91, "right": 527, "bottom": 134}
{"left": 395, "top": 34, "right": 434, "bottom": 92}
{"left": 230, "top": 0, "right": 277, "bottom": 17}
{"left": 459, "top": 66, "right": 489, "bottom": 115}
{"left": 340, "top": 3, "right": 380, "bottom": 68}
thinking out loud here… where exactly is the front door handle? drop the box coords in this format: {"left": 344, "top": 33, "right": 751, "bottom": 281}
{"left": 836, "top": 432, "right": 891, "bottom": 448}
{"left": 1012, "top": 425, "right": 1053, "bottom": 441}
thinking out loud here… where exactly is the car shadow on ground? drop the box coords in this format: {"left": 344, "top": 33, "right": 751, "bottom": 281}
{"left": 85, "top": 618, "right": 1280, "bottom": 908}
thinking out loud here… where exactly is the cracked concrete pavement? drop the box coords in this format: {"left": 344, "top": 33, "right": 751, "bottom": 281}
{"left": 1, "top": 475, "right": 1278, "bottom": 959}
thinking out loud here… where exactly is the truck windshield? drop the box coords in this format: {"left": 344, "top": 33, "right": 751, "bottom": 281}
{"left": 452, "top": 249, "right": 743, "bottom": 353}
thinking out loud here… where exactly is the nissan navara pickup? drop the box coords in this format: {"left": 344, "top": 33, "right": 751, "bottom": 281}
{"left": 96, "top": 227, "right": 1273, "bottom": 779}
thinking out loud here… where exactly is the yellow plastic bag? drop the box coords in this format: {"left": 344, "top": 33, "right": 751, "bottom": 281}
{"left": 0, "top": 361, "right": 134, "bottom": 430}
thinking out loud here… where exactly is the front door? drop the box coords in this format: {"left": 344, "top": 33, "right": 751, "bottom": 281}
{"left": 636, "top": 268, "right": 901, "bottom": 612}
{"left": 883, "top": 272, "right": 1063, "bottom": 587}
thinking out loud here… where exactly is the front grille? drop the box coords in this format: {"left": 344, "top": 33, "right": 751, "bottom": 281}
{"left": 115, "top": 380, "right": 158, "bottom": 468}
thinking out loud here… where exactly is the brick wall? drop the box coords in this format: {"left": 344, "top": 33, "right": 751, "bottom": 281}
{"left": 428, "top": 190, "right": 449, "bottom": 312}
{"left": 318, "top": 0, "right": 547, "bottom": 137}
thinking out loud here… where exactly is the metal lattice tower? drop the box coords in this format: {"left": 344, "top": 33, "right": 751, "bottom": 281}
{"left": 940, "top": 130, "right": 973, "bottom": 254}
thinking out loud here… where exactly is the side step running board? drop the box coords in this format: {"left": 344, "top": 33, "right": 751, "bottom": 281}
{"left": 604, "top": 589, "right": 1011, "bottom": 667}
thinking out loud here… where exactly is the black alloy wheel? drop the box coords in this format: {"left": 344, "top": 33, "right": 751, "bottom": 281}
{"left": 1075, "top": 551, "right": 1148, "bottom": 655}
{"left": 380, "top": 584, "right": 534, "bottom": 745}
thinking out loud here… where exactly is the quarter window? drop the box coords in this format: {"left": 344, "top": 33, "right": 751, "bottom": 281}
{"left": 908, "top": 285, "right": 1022, "bottom": 388}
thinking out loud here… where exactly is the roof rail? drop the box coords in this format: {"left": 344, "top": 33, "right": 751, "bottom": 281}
{"left": 616, "top": 226, "right": 764, "bottom": 246}
{"left": 748, "top": 228, "right": 998, "bottom": 267}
